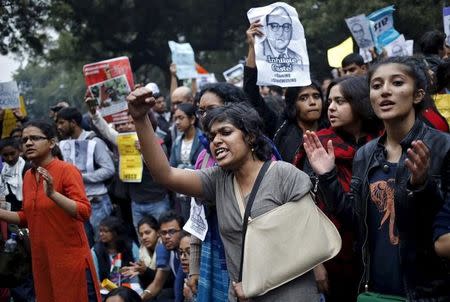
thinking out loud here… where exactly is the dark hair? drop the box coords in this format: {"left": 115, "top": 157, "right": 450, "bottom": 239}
{"left": 436, "top": 59, "right": 450, "bottom": 93}
{"left": 202, "top": 102, "right": 272, "bottom": 162}
{"left": 137, "top": 215, "right": 159, "bottom": 231}
{"left": 269, "top": 85, "right": 283, "bottom": 96}
{"left": 105, "top": 286, "right": 142, "bottom": 302}
{"left": 56, "top": 107, "right": 83, "bottom": 126}
{"left": 327, "top": 76, "right": 382, "bottom": 134}
{"left": 23, "top": 120, "right": 57, "bottom": 139}
{"left": 99, "top": 216, "right": 132, "bottom": 254}
{"left": 176, "top": 103, "right": 198, "bottom": 128}
{"left": 368, "top": 56, "right": 431, "bottom": 113}
{"left": 419, "top": 30, "right": 445, "bottom": 55}
{"left": 23, "top": 120, "right": 63, "bottom": 159}
{"left": 0, "top": 137, "right": 21, "bottom": 151}
{"left": 158, "top": 210, "right": 184, "bottom": 229}
{"left": 198, "top": 83, "right": 248, "bottom": 106}
{"left": 179, "top": 230, "right": 191, "bottom": 241}
{"left": 9, "top": 127, "right": 22, "bottom": 138}
{"left": 341, "top": 53, "right": 365, "bottom": 68}
{"left": 284, "top": 80, "right": 328, "bottom": 128}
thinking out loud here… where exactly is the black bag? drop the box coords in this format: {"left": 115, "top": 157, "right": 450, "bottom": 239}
{"left": 5, "top": 183, "right": 22, "bottom": 212}
{"left": 0, "top": 226, "right": 32, "bottom": 288}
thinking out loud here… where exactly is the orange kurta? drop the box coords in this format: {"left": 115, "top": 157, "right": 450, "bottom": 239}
{"left": 17, "top": 159, "right": 101, "bottom": 302}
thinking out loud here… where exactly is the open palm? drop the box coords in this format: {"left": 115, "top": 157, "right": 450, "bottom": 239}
{"left": 303, "top": 131, "right": 335, "bottom": 175}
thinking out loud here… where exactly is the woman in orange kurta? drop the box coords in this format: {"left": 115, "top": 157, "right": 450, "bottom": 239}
{"left": 0, "top": 120, "right": 101, "bottom": 302}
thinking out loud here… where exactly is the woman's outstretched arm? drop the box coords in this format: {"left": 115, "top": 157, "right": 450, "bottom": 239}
{"left": 127, "top": 87, "right": 204, "bottom": 198}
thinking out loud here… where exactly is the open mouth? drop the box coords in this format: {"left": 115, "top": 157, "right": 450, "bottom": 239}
{"left": 214, "top": 147, "right": 229, "bottom": 160}
{"left": 379, "top": 100, "right": 395, "bottom": 108}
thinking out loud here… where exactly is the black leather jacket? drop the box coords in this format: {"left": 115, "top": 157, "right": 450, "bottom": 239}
{"left": 318, "top": 119, "right": 450, "bottom": 300}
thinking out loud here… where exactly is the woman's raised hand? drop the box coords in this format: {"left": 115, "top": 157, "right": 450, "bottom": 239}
{"left": 126, "top": 87, "right": 155, "bottom": 121}
{"left": 303, "top": 130, "right": 335, "bottom": 175}
{"left": 405, "top": 140, "right": 430, "bottom": 187}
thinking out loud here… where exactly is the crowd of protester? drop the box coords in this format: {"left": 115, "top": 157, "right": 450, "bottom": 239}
{"left": 0, "top": 21, "right": 449, "bottom": 302}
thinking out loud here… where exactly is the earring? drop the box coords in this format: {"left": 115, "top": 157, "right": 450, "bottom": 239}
{"left": 251, "top": 147, "right": 255, "bottom": 152}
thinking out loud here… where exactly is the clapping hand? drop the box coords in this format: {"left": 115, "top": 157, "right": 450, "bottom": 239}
{"left": 303, "top": 130, "right": 335, "bottom": 175}
{"left": 37, "top": 167, "right": 55, "bottom": 198}
{"left": 405, "top": 140, "right": 430, "bottom": 187}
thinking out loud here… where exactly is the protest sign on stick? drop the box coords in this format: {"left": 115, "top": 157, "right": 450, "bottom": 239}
{"left": 248, "top": 2, "right": 310, "bottom": 87}
{"left": 168, "top": 41, "right": 197, "bottom": 80}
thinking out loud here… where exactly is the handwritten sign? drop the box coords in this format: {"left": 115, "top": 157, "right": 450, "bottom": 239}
{"left": 0, "top": 81, "right": 20, "bottom": 109}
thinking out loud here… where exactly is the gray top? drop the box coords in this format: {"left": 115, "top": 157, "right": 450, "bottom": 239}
{"left": 197, "top": 161, "right": 319, "bottom": 302}
{"left": 78, "top": 130, "right": 115, "bottom": 197}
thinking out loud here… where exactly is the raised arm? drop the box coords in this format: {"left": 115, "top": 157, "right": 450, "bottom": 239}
{"left": 127, "top": 88, "right": 204, "bottom": 198}
{"left": 244, "top": 20, "right": 279, "bottom": 138}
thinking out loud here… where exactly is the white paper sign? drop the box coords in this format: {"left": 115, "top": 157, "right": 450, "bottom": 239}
{"left": 346, "top": 14, "right": 374, "bottom": 49}
{"left": 248, "top": 2, "right": 311, "bottom": 87}
{"left": 0, "top": 81, "right": 20, "bottom": 109}
{"left": 443, "top": 7, "right": 450, "bottom": 46}
{"left": 183, "top": 197, "right": 208, "bottom": 241}
{"left": 359, "top": 48, "right": 373, "bottom": 63}
{"left": 168, "top": 41, "right": 197, "bottom": 80}
{"left": 223, "top": 64, "right": 244, "bottom": 87}
{"left": 59, "top": 140, "right": 96, "bottom": 173}
{"left": 385, "top": 35, "right": 408, "bottom": 57}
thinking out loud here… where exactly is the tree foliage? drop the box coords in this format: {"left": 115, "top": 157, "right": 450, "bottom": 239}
{"left": 5, "top": 0, "right": 447, "bottom": 118}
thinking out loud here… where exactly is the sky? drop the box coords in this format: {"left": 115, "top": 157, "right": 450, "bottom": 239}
{"left": 0, "top": 55, "right": 21, "bottom": 82}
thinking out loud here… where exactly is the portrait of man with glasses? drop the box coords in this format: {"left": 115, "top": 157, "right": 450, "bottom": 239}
{"left": 262, "top": 6, "right": 302, "bottom": 65}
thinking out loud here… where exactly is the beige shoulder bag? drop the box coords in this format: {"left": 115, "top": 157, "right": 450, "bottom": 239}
{"left": 235, "top": 162, "right": 342, "bottom": 298}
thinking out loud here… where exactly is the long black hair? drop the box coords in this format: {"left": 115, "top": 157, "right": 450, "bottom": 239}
{"left": 368, "top": 56, "right": 431, "bottom": 113}
{"left": 326, "top": 76, "right": 382, "bottom": 135}
{"left": 283, "top": 80, "right": 329, "bottom": 129}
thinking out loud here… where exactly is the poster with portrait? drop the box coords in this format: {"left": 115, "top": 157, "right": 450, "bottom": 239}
{"left": 345, "top": 14, "right": 374, "bottom": 49}
{"left": 223, "top": 63, "right": 244, "bottom": 87}
{"left": 83, "top": 57, "right": 134, "bottom": 124}
{"left": 59, "top": 140, "right": 96, "bottom": 174}
{"left": 384, "top": 34, "right": 409, "bottom": 57}
{"left": 168, "top": 41, "right": 197, "bottom": 80}
{"left": 0, "top": 81, "right": 20, "bottom": 109}
{"left": 443, "top": 7, "right": 450, "bottom": 46}
{"left": 247, "top": 2, "right": 311, "bottom": 87}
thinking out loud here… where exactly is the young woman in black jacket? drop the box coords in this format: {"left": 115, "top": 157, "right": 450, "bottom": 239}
{"left": 304, "top": 56, "right": 450, "bottom": 300}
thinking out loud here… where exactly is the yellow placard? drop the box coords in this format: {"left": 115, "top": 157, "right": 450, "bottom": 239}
{"left": 2, "top": 96, "right": 27, "bottom": 138}
{"left": 434, "top": 94, "right": 450, "bottom": 125}
{"left": 117, "top": 132, "right": 143, "bottom": 183}
{"left": 327, "top": 37, "right": 354, "bottom": 68}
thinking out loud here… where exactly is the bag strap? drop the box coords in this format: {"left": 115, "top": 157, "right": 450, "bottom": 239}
{"left": 238, "top": 160, "right": 271, "bottom": 282}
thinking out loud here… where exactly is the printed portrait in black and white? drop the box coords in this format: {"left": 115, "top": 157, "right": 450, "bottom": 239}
{"left": 262, "top": 6, "right": 302, "bottom": 66}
